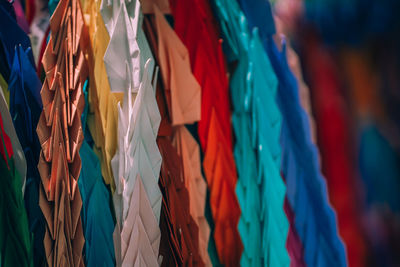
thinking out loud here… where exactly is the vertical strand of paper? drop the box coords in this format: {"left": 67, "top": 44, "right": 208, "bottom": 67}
{"left": 268, "top": 28, "right": 347, "bottom": 267}
{"left": 142, "top": 8, "right": 206, "bottom": 265}
{"left": 80, "top": 0, "right": 121, "bottom": 192}
{"left": 36, "top": 0, "right": 87, "bottom": 265}
{"left": 168, "top": 0, "right": 242, "bottom": 265}
{"left": 301, "top": 37, "right": 368, "bottom": 267}
{"left": 211, "top": 1, "right": 291, "bottom": 266}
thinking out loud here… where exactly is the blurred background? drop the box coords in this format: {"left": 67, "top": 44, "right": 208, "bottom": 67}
{"left": 273, "top": 0, "right": 400, "bottom": 266}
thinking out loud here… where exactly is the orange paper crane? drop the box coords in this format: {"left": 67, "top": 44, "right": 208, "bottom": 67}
{"left": 169, "top": 0, "right": 243, "bottom": 265}
{"left": 36, "top": 0, "right": 88, "bottom": 265}
{"left": 142, "top": 5, "right": 209, "bottom": 265}
{"left": 151, "top": 5, "right": 211, "bottom": 265}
